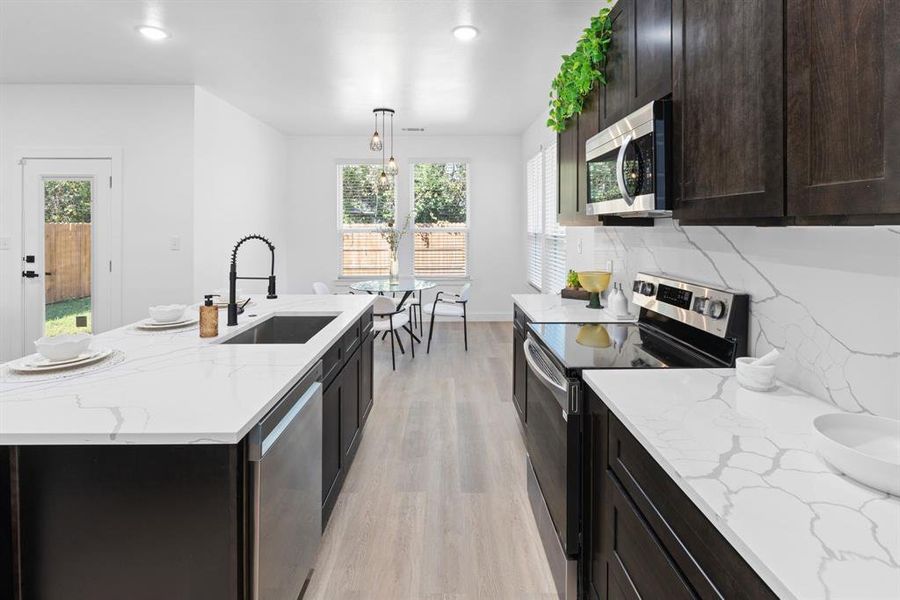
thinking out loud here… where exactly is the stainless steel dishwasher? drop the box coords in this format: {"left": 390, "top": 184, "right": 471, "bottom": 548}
{"left": 248, "top": 361, "right": 323, "bottom": 600}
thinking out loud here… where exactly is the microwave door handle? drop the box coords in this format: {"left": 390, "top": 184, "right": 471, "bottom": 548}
{"left": 523, "top": 337, "right": 567, "bottom": 394}
{"left": 616, "top": 133, "right": 635, "bottom": 206}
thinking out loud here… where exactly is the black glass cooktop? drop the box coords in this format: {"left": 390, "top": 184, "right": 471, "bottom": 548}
{"left": 528, "top": 322, "right": 720, "bottom": 372}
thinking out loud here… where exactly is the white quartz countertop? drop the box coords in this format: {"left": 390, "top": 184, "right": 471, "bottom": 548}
{"left": 0, "top": 294, "right": 375, "bottom": 446}
{"left": 511, "top": 293, "right": 636, "bottom": 324}
{"left": 582, "top": 368, "right": 900, "bottom": 600}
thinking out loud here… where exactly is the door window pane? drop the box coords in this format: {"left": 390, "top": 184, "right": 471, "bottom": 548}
{"left": 44, "top": 179, "right": 93, "bottom": 336}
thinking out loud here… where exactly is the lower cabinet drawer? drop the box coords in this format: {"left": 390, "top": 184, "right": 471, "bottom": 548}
{"left": 606, "top": 473, "right": 696, "bottom": 600}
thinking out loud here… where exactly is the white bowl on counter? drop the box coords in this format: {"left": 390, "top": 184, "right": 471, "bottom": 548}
{"left": 34, "top": 333, "right": 93, "bottom": 361}
{"left": 813, "top": 413, "right": 900, "bottom": 496}
{"left": 148, "top": 304, "right": 187, "bottom": 323}
{"left": 735, "top": 356, "right": 777, "bottom": 391}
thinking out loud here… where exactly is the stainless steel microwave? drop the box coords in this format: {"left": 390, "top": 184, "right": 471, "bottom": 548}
{"left": 585, "top": 100, "right": 671, "bottom": 217}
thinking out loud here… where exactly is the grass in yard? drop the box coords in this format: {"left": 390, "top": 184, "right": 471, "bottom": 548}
{"left": 45, "top": 297, "right": 92, "bottom": 337}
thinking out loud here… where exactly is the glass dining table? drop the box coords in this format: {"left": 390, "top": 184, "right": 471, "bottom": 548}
{"left": 350, "top": 278, "right": 436, "bottom": 341}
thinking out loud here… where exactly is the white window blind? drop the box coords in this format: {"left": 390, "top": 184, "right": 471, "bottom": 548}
{"left": 338, "top": 164, "right": 396, "bottom": 277}
{"left": 542, "top": 142, "right": 566, "bottom": 293}
{"left": 413, "top": 162, "right": 469, "bottom": 278}
{"left": 525, "top": 143, "right": 566, "bottom": 292}
{"left": 526, "top": 152, "right": 543, "bottom": 289}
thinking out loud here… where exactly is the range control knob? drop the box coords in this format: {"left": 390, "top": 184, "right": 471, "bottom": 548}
{"left": 705, "top": 300, "right": 727, "bottom": 319}
{"left": 638, "top": 281, "right": 656, "bottom": 296}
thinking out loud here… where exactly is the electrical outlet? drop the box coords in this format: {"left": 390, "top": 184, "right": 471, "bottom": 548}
{"left": 168, "top": 236, "right": 181, "bottom": 251}
{"left": 577, "top": 239, "right": 583, "bottom": 255}
{"left": 0, "top": 237, "right": 9, "bottom": 251}
{"left": 605, "top": 260, "right": 613, "bottom": 272}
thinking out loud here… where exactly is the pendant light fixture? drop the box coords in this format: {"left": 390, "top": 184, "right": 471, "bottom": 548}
{"left": 369, "top": 111, "right": 382, "bottom": 151}
{"left": 370, "top": 108, "right": 397, "bottom": 186}
{"left": 386, "top": 111, "right": 398, "bottom": 176}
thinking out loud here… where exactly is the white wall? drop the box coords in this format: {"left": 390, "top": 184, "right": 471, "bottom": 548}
{"left": 0, "top": 85, "right": 195, "bottom": 361}
{"left": 520, "top": 109, "right": 900, "bottom": 419}
{"left": 193, "top": 87, "right": 288, "bottom": 299}
{"left": 285, "top": 135, "right": 529, "bottom": 319}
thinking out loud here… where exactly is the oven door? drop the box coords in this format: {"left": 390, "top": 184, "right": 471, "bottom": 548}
{"left": 523, "top": 335, "right": 581, "bottom": 555}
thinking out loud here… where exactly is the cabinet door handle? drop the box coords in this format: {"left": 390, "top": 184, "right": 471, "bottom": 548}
{"left": 21, "top": 270, "right": 39, "bottom": 279}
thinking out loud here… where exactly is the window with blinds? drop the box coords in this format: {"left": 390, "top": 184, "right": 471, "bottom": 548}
{"left": 525, "top": 144, "right": 566, "bottom": 292}
{"left": 413, "top": 162, "right": 468, "bottom": 278}
{"left": 338, "top": 164, "right": 396, "bottom": 277}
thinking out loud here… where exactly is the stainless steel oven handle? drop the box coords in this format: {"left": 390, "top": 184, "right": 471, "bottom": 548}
{"left": 523, "top": 337, "right": 567, "bottom": 394}
{"left": 615, "top": 133, "right": 635, "bottom": 206}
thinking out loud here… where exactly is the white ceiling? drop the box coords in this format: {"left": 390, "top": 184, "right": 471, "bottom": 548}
{"left": 0, "top": 0, "right": 600, "bottom": 136}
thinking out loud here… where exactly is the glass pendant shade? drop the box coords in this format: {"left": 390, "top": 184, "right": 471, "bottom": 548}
{"left": 379, "top": 170, "right": 389, "bottom": 187}
{"left": 369, "top": 130, "right": 382, "bottom": 151}
{"left": 386, "top": 156, "right": 398, "bottom": 175}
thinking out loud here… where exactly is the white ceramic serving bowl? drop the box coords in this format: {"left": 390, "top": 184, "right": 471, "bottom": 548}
{"left": 735, "top": 356, "right": 777, "bottom": 391}
{"left": 813, "top": 413, "right": 900, "bottom": 495}
{"left": 148, "top": 304, "right": 187, "bottom": 323}
{"left": 34, "top": 333, "right": 92, "bottom": 361}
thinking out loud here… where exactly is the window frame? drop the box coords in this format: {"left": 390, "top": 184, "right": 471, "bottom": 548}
{"left": 409, "top": 159, "right": 471, "bottom": 280}
{"left": 336, "top": 160, "right": 397, "bottom": 279}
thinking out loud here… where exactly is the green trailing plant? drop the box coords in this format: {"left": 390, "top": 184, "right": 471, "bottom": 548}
{"left": 567, "top": 270, "right": 581, "bottom": 289}
{"left": 547, "top": 5, "right": 614, "bottom": 132}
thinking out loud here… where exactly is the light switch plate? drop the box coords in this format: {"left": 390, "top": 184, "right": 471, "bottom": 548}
{"left": 0, "top": 237, "right": 9, "bottom": 251}
{"left": 169, "top": 236, "right": 181, "bottom": 251}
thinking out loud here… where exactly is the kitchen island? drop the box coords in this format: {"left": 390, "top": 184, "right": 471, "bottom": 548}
{"left": 0, "top": 293, "right": 376, "bottom": 600}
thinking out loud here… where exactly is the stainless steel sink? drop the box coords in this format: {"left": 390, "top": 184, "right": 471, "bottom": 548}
{"left": 220, "top": 315, "right": 337, "bottom": 344}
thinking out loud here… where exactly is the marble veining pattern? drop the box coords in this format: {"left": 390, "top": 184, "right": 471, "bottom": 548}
{"left": 583, "top": 368, "right": 900, "bottom": 600}
{"left": 575, "top": 222, "right": 900, "bottom": 418}
{"left": 0, "top": 294, "right": 375, "bottom": 445}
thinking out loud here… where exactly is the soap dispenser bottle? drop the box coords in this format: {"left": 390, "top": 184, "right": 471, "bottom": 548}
{"left": 200, "top": 294, "right": 220, "bottom": 338}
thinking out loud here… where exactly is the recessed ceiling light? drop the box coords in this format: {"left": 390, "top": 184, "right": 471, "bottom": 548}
{"left": 137, "top": 25, "right": 170, "bottom": 41}
{"left": 452, "top": 26, "right": 479, "bottom": 41}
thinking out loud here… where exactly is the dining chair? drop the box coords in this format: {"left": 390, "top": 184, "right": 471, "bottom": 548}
{"left": 372, "top": 296, "right": 416, "bottom": 370}
{"left": 424, "top": 283, "right": 470, "bottom": 353}
{"left": 312, "top": 281, "right": 331, "bottom": 295}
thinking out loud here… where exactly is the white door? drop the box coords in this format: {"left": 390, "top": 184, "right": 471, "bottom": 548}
{"left": 21, "top": 158, "right": 115, "bottom": 346}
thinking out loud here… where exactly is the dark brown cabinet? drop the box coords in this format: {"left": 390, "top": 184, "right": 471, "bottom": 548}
{"left": 786, "top": 0, "right": 900, "bottom": 220}
{"left": 359, "top": 328, "right": 374, "bottom": 425}
{"left": 340, "top": 350, "right": 360, "bottom": 460}
{"left": 601, "top": 0, "right": 672, "bottom": 129}
{"left": 322, "top": 375, "right": 341, "bottom": 505}
{"left": 322, "top": 310, "right": 374, "bottom": 527}
{"left": 512, "top": 304, "right": 528, "bottom": 425}
{"left": 558, "top": 115, "right": 599, "bottom": 226}
{"left": 584, "top": 387, "right": 777, "bottom": 599}
{"left": 672, "top": 0, "right": 785, "bottom": 222}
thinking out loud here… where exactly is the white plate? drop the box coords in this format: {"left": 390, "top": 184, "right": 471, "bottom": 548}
{"left": 136, "top": 317, "right": 198, "bottom": 330}
{"left": 10, "top": 348, "right": 114, "bottom": 373}
{"left": 814, "top": 413, "right": 900, "bottom": 495}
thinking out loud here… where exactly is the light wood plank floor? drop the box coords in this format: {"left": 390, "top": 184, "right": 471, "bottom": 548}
{"left": 306, "top": 322, "right": 556, "bottom": 600}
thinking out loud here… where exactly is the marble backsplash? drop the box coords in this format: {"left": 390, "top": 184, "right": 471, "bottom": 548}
{"left": 566, "top": 221, "right": 900, "bottom": 418}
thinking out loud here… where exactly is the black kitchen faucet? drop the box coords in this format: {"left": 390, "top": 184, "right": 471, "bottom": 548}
{"left": 228, "top": 234, "right": 277, "bottom": 326}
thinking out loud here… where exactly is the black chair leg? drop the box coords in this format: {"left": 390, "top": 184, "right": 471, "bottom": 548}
{"left": 426, "top": 308, "right": 437, "bottom": 354}
{"left": 463, "top": 305, "right": 468, "bottom": 351}
{"left": 407, "top": 326, "right": 415, "bottom": 358}
{"left": 396, "top": 332, "right": 406, "bottom": 355}
{"left": 390, "top": 328, "right": 396, "bottom": 370}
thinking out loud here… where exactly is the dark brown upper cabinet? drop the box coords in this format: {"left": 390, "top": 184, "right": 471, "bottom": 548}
{"left": 672, "top": 0, "right": 786, "bottom": 222}
{"left": 558, "top": 108, "right": 599, "bottom": 226}
{"left": 601, "top": 0, "right": 672, "bottom": 129}
{"left": 786, "top": 0, "right": 900, "bottom": 220}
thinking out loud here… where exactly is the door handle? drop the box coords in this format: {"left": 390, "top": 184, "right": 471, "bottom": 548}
{"left": 21, "top": 270, "right": 39, "bottom": 279}
{"left": 615, "top": 133, "right": 635, "bottom": 206}
{"left": 45, "top": 272, "right": 53, "bottom": 276}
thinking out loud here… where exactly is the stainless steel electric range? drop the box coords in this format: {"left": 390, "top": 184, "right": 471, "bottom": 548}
{"left": 522, "top": 273, "right": 749, "bottom": 599}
